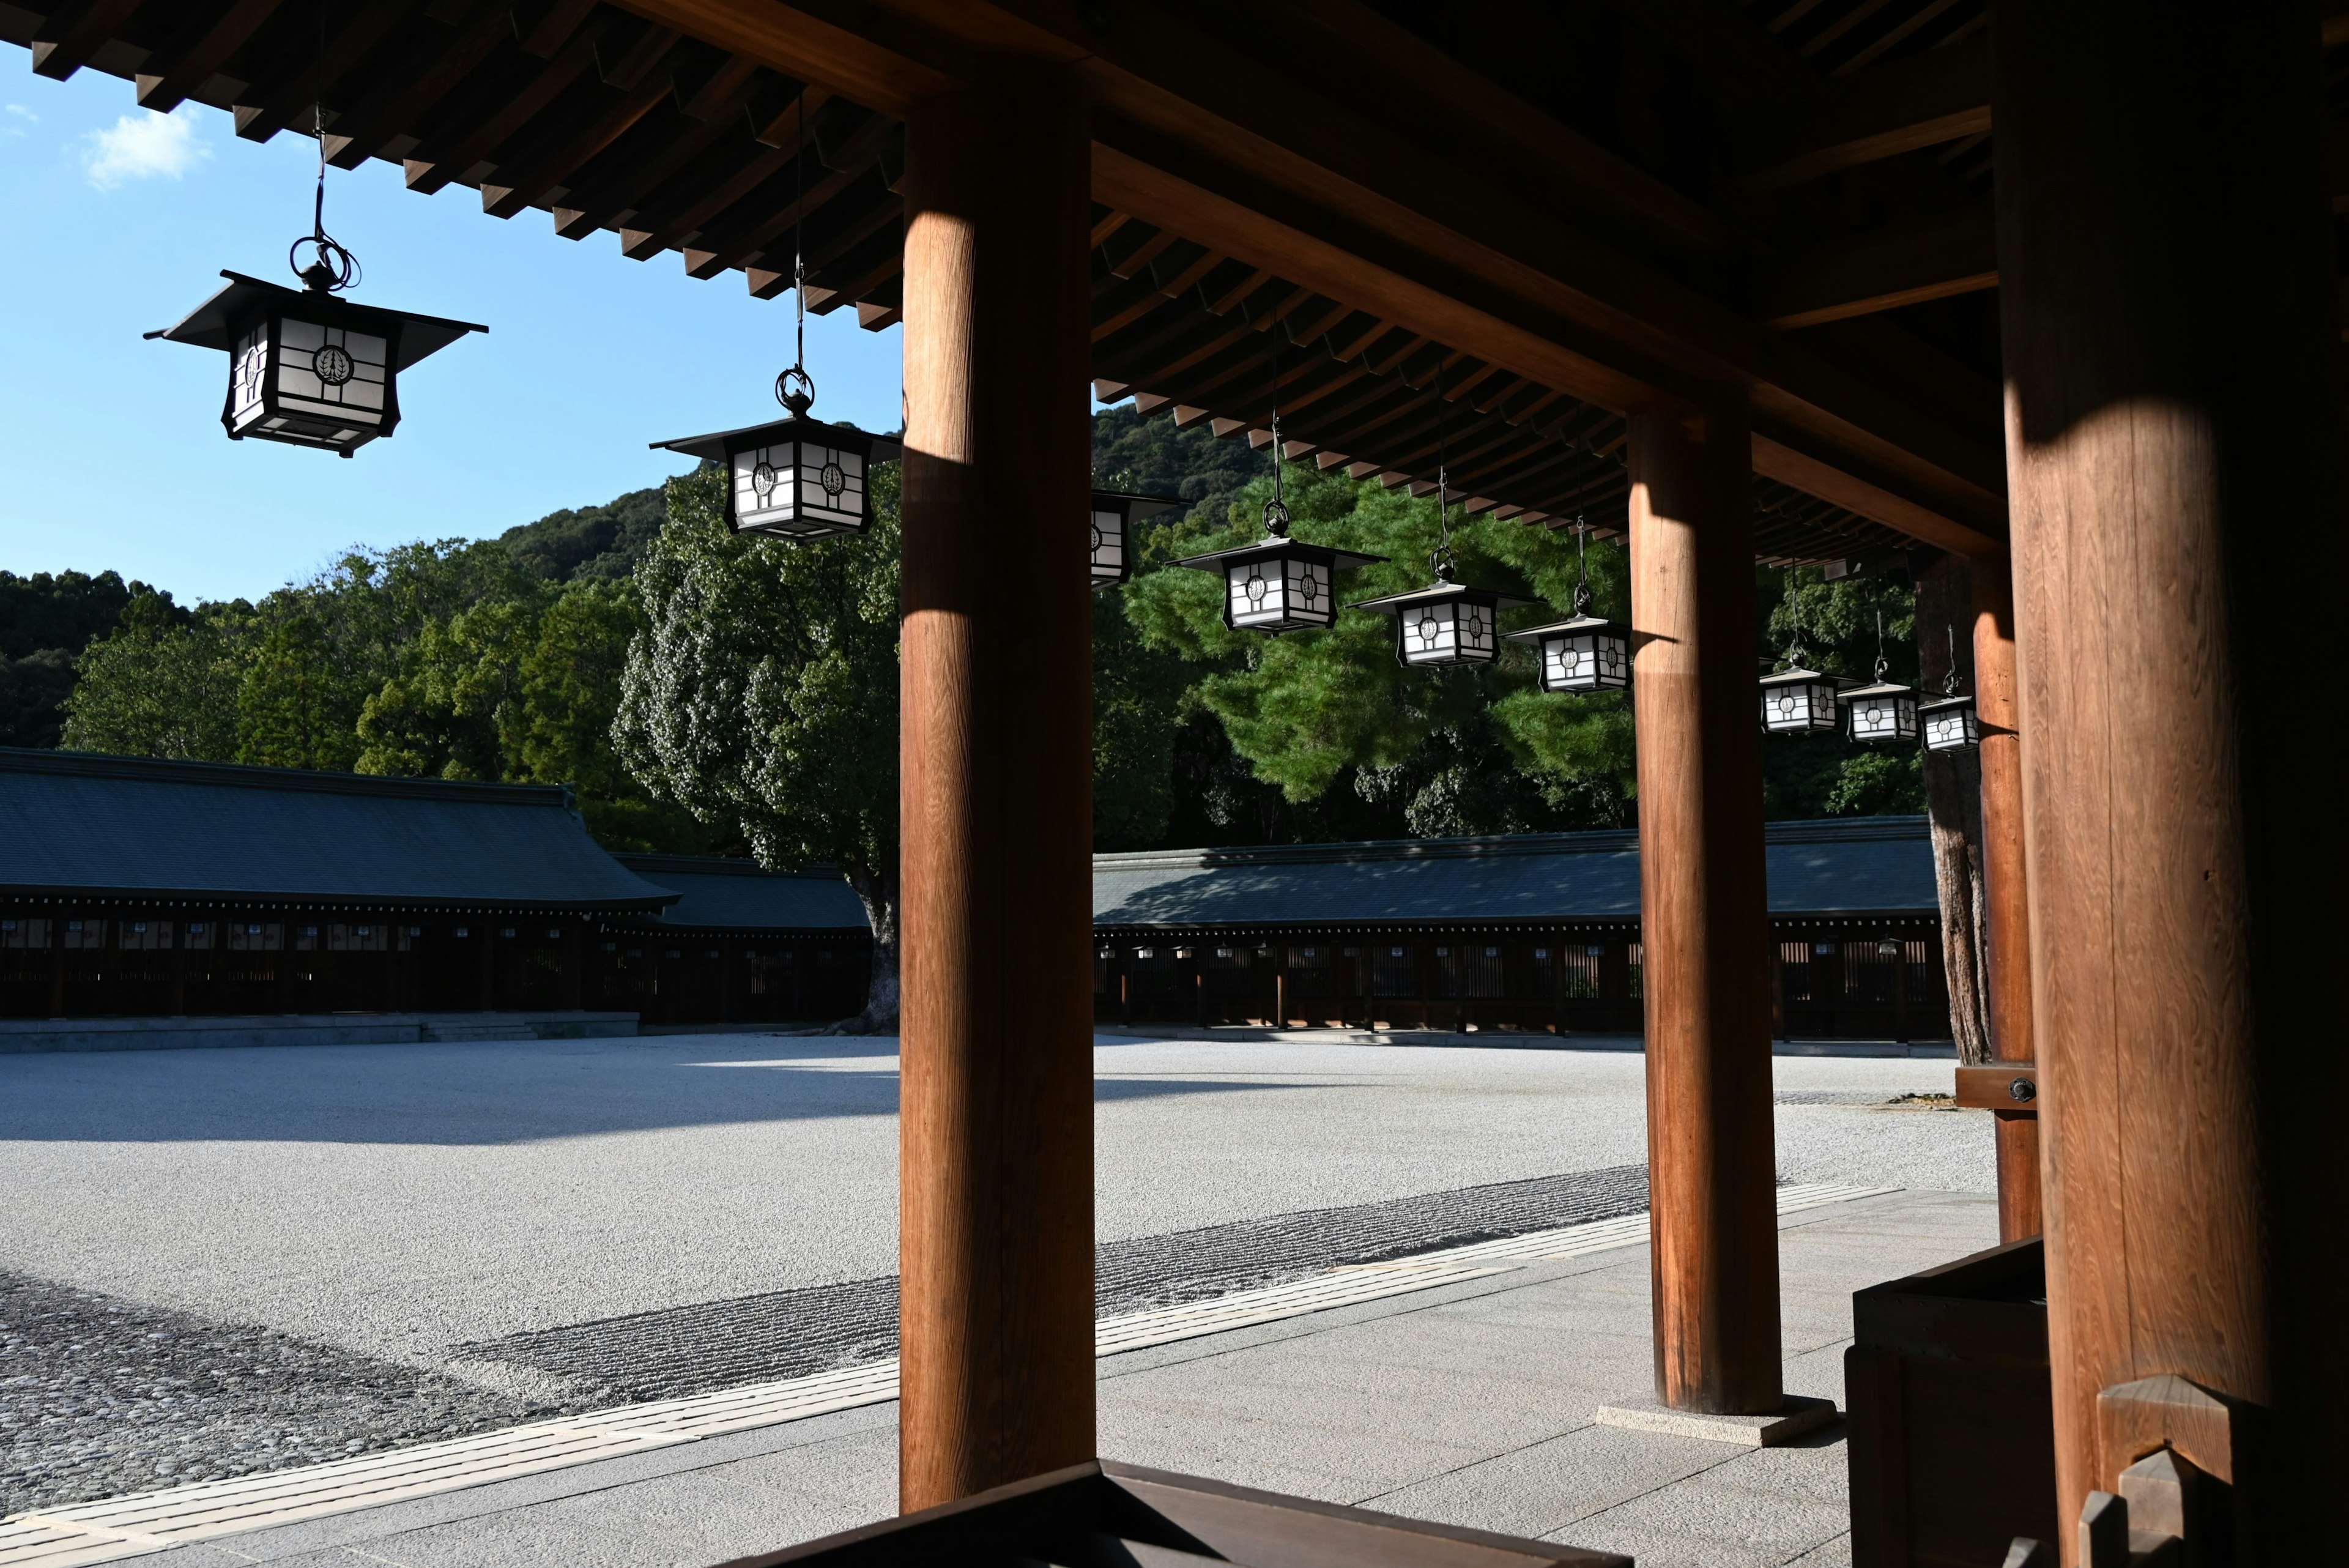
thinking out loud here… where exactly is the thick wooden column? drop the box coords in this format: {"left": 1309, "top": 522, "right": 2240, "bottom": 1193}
{"left": 1969, "top": 550, "right": 2039, "bottom": 1243}
{"left": 1628, "top": 402, "right": 1783, "bottom": 1416}
{"left": 1993, "top": 3, "right": 2349, "bottom": 1558}
{"left": 898, "top": 61, "right": 1096, "bottom": 1514}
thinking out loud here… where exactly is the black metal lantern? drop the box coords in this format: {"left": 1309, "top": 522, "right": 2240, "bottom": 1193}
{"left": 1091, "top": 491, "right": 1184, "bottom": 590}
{"left": 1920, "top": 692, "right": 1981, "bottom": 750}
{"left": 147, "top": 101, "right": 483, "bottom": 457}
{"left": 652, "top": 414, "right": 899, "bottom": 540}
{"left": 1354, "top": 568, "right": 1538, "bottom": 667}
{"left": 1501, "top": 529, "right": 1630, "bottom": 691}
{"left": 1843, "top": 615, "right": 1918, "bottom": 743}
{"left": 1759, "top": 666, "right": 1849, "bottom": 734}
{"left": 147, "top": 272, "right": 484, "bottom": 457}
{"left": 1173, "top": 412, "right": 1382, "bottom": 632}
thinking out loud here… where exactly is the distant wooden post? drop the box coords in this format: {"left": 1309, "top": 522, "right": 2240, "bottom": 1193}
{"left": 1970, "top": 549, "right": 2039, "bottom": 1242}
{"left": 1993, "top": 1, "right": 2349, "bottom": 1554}
{"left": 1627, "top": 401, "right": 1782, "bottom": 1416}
{"left": 897, "top": 61, "right": 1096, "bottom": 1514}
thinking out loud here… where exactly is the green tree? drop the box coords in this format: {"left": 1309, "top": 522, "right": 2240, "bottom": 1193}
{"left": 238, "top": 614, "right": 357, "bottom": 770}
{"left": 1759, "top": 566, "right": 1927, "bottom": 819}
{"left": 616, "top": 464, "right": 904, "bottom": 1030}
{"left": 1119, "top": 461, "right": 1633, "bottom": 835}
{"left": 62, "top": 596, "right": 248, "bottom": 760}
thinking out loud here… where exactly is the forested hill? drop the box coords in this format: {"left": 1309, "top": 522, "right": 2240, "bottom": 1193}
{"left": 495, "top": 484, "right": 669, "bottom": 583}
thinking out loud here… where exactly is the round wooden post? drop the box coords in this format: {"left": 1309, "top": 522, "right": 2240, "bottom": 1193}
{"left": 1628, "top": 401, "right": 1783, "bottom": 1416}
{"left": 897, "top": 63, "right": 1096, "bottom": 1513}
{"left": 1993, "top": 2, "right": 2349, "bottom": 1555}
{"left": 1969, "top": 549, "right": 2040, "bottom": 1243}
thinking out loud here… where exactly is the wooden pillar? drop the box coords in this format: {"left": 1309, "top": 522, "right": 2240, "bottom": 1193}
{"left": 1993, "top": 3, "right": 2349, "bottom": 1557}
{"left": 898, "top": 61, "right": 1094, "bottom": 1514}
{"left": 561, "top": 923, "right": 584, "bottom": 1012}
{"left": 477, "top": 924, "right": 494, "bottom": 1010}
{"left": 1970, "top": 550, "right": 2040, "bottom": 1243}
{"left": 46, "top": 911, "right": 64, "bottom": 1017}
{"left": 1627, "top": 399, "right": 1782, "bottom": 1416}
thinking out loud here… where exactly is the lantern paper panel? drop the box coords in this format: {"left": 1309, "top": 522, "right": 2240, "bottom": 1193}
{"left": 1230, "top": 551, "right": 1334, "bottom": 630}
{"left": 1844, "top": 682, "right": 1920, "bottom": 743}
{"left": 1400, "top": 597, "right": 1498, "bottom": 665}
{"left": 1921, "top": 694, "right": 1981, "bottom": 751}
{"left": 1089, "top": 491, "right": 1183, "bottom": 590}
{"left": 732, "top": 434, "right": 867, "bottom": 537}
{"left": 1759, "top": 669, "right": 1846, "bottom": 734}
{"left": 1507, "top": 616, "right": 1632, "bottom": 692}
{"left": 1091, "top": 505, "right": 1126, "bottom": 588}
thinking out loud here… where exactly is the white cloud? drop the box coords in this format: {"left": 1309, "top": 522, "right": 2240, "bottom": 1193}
{"left": 6, "top": 105, "right": 36, "bottom": 121}
{"left": 81, "top": 107, "right": 208, "bottom": 189}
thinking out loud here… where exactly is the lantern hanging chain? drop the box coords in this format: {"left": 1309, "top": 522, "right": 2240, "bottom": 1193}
{"left": 1430, "top": 363, "right": 1456, "bottom": 582}
{"left": 1944, "top": 623, "right": 1963, "bottom": 696}
{"left": 1873, "top": 609, "right": 1891, "bottom": 685}
{"left": 1573, "top": 520, "right": 1594, "bottom": 615}
{"left": 291, "top": 0, "right": 357, "bottom": 294}
{"left": 1261, "top": 344, "right": 1290, "bottom": 538}
{"left": 1781, "top": 574, "right": 1808, "bottom": 670}
{"left": 775, "top": 85, "right": 815, "bottom": 415}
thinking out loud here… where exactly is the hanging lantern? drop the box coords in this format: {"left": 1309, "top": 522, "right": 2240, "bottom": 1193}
{"left": 1920, "top": 692, "right": 1981, "bottom": 750}
{"left": 1354, "top": 568, "right": 1538, "bottom": 667}
{"left": 651, "top": 408, "right": 898, "bottom": 540}
{"left": 147, "top": 272, "right": 484, "bottom": 457}
{"left": 1843, "top": 613, "right": 1918, "bottom": 743}
{"left": 651, "top": 106, "right": 897, "bottom": 543}
{"left": 1844, "top": 679, "right": 1920, "bottom": 742}
{"left": 1091, "top": 490, "right": 1184, "bottom": 590}
{"left": 1173, "top": 411, "right": 1382, "bottom": 631}
{"left": 1759, "top": 667, "right": 1849, "bottom": 734}
{"left": 1502, "top": 527, "right": 1630, "bottom": 691}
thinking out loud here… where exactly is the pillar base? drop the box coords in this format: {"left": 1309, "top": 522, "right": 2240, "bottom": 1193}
{"left": 1592, "top": 1392, "right": 1838, "bottom": 1447}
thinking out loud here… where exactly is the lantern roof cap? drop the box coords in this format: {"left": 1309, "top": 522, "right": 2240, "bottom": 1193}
{"left": 1759, "top": 665, "right": 1852, "bottom": 688}
{"left": 1093, "top": 489, "right": 1186, "bottom": 520}
{"left": 650, "top": 413, "right": 903, "bottom": 464}
{"left": 145, "top": 270, "right": 487, "bottom": 370}
{"left": 1917, "top": 691, "right": 1976, "bottom": 712}
{"left": 1843, "top": 680, "right": 1918, "bottom": 700}
{"left": 1171, "top": 537, "right": 1386, "bottom": 572}
{"left": 1504, "top": 614, "right": 1628, "bottom": 642}
{"left": 1351, "top": 579, "right": 1542, "bottom": 614}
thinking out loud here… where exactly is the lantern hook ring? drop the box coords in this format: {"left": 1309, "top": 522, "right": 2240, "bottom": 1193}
{"left": 289, "top": 232, "right": 358, "bottom": 294}
{"left": 1261, "top": 495, "right": 1292, "bottom": 538}
{"left": 775, "top": 364, "right": 816, "bottom": 417}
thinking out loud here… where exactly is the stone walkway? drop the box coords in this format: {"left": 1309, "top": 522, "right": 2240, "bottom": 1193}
{"left": 144, "top": 1189, "right": 1994, "bottom": 1568}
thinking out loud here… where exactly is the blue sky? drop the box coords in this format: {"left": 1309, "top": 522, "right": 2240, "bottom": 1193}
{"left": 0, "top": 64, "right": 907, "bottom": 604}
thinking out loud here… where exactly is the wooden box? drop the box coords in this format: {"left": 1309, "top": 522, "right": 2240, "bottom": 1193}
{"left": 1846, "top": 1237, "right": 2059, "bottom": 1567}
{"left": 721, "top": 1458, "right": 1630, "bottom": 1567}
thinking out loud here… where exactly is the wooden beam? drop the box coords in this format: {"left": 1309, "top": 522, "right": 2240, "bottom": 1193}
{"left": 607, "top": 0, "right": 959, "bottom": 115}
{"left": 1750, "top": 432, "right": 1998, "bottom": 555}
{"left": 31, "top": 0, "right": 148, "bottom": 81}
{"left": 1759, "top": 203, "right": 1998, "bottom": 329}
{"left": 135, "top": 0, "right": 291, "bottom": 115}
{"left": 1734, "top": 31, "right": 1992, "bottom": 191}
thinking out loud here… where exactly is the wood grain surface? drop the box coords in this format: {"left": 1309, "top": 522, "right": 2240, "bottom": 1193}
{"left": 898, "top": 62, "right": 1097, "bottom": 1514}
{"left": 1628, "top": 404, "right": 1782, "bottom": 1416}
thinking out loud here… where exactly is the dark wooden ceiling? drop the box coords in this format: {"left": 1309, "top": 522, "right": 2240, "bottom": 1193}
{"left": 16, "top": 0, "right": 2306, "bottom": 568}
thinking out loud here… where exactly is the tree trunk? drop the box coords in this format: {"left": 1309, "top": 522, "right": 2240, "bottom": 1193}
{"left": 843, "top": 862, "right": 902, "bottom": 1034}
{"left": 1916, "top": 557, "right": 1991, "bottom": 1064}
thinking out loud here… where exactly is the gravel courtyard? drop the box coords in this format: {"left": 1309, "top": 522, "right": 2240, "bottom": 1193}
{"left": 0, "top": 1033, "right": 1990, "bottom": 1513}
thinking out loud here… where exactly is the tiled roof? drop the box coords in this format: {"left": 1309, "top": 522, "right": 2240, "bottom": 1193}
{"left": 1092, "top": 817, "right": 1937, "bottom": 929}
{"left": 612, "top": 855, "right": 872, "bottom": 932}
{"left": 0, "top": 749, "right": 676, "bottom": 910}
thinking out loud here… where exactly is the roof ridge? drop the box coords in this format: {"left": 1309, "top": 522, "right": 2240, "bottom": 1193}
{"left": 0, "top": 746, "right": 572, "bottom": 808}
{"left": 613, "top": 853, "right": 845, "bottom": 880}
{"left": 1090, "top": 816, "right": 1926, "bottom": 871}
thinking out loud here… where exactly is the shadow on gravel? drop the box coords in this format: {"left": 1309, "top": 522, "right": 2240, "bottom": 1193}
{"left": 0, "top": 1041, "right": 1316, "bottom": 1146}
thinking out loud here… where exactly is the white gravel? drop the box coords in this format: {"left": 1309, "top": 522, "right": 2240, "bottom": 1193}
{"left": 0, "top": 1035, "right": 1988, "bottom": 1370}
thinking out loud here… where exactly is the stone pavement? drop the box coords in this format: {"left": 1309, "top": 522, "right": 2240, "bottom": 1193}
{"left": 146, "top": 1189, "right": 1994, "bottom": 1568}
